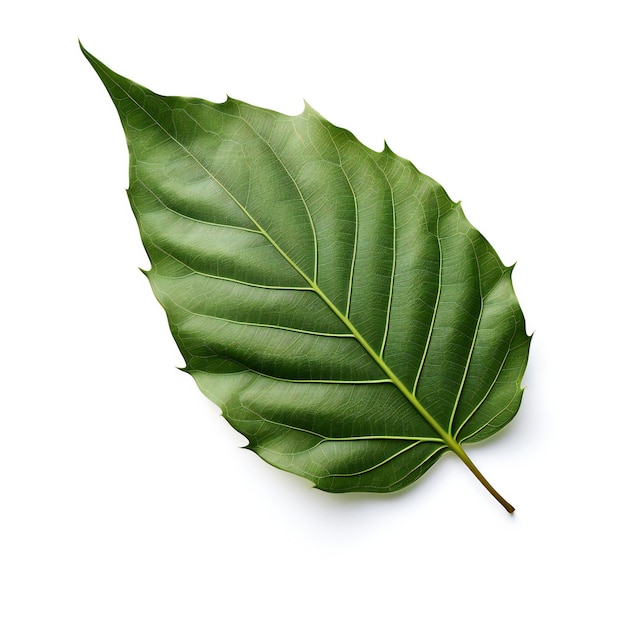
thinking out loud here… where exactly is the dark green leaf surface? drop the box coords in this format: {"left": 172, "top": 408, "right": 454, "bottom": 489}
{"left": 83, "top": 45, "right": 530, "bottom": 510}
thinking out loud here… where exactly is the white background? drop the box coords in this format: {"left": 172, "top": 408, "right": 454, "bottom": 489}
{"left": 2, "top": 1, "right": 625, "bottom": 624}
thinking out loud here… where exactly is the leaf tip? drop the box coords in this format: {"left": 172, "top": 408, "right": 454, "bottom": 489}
{"left": 78, "top": 40, "right": 97, "bottom": 65}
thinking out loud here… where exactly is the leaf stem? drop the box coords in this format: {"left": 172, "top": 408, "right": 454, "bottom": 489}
{"left": 449, "top": 443, "right": 515, "bottom": 513}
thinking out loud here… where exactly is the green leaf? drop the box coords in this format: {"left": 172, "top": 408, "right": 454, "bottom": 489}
{"left": 82, "top": 44, "right": 530, "bottom": 512}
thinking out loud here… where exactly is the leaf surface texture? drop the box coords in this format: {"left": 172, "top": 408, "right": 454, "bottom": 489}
{"left": 83, "top": 46, "right": 530, "bottom": 502}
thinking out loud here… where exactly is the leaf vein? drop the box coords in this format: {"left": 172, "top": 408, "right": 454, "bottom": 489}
{"left": 146, "top": 238, "right": 312, "bottom": 291}
{"left": 412, "top": 194, "right": 444, "bottom": 395}
{"left": 159, "top": 295, "right": 356, "bottom": 339}
{"left": 137, "top": 179, "right": 262, "bottom": 234}
{"left": 449, "top": 232, "right": 503, "bottom": 435}
{"left": 454, "top": 321, "right": 520, "bottom": 440}
{"left": 324, "top": 127, "right": 359, "bottom": 316}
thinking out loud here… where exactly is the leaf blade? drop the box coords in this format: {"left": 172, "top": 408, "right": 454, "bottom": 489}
{"left": 83, "top": 45, "right": 530, "bottom": 508}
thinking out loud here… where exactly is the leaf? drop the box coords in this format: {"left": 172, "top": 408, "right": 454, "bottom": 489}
{"left": 82, "top": 44, "right": 531, "bottom": 512}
